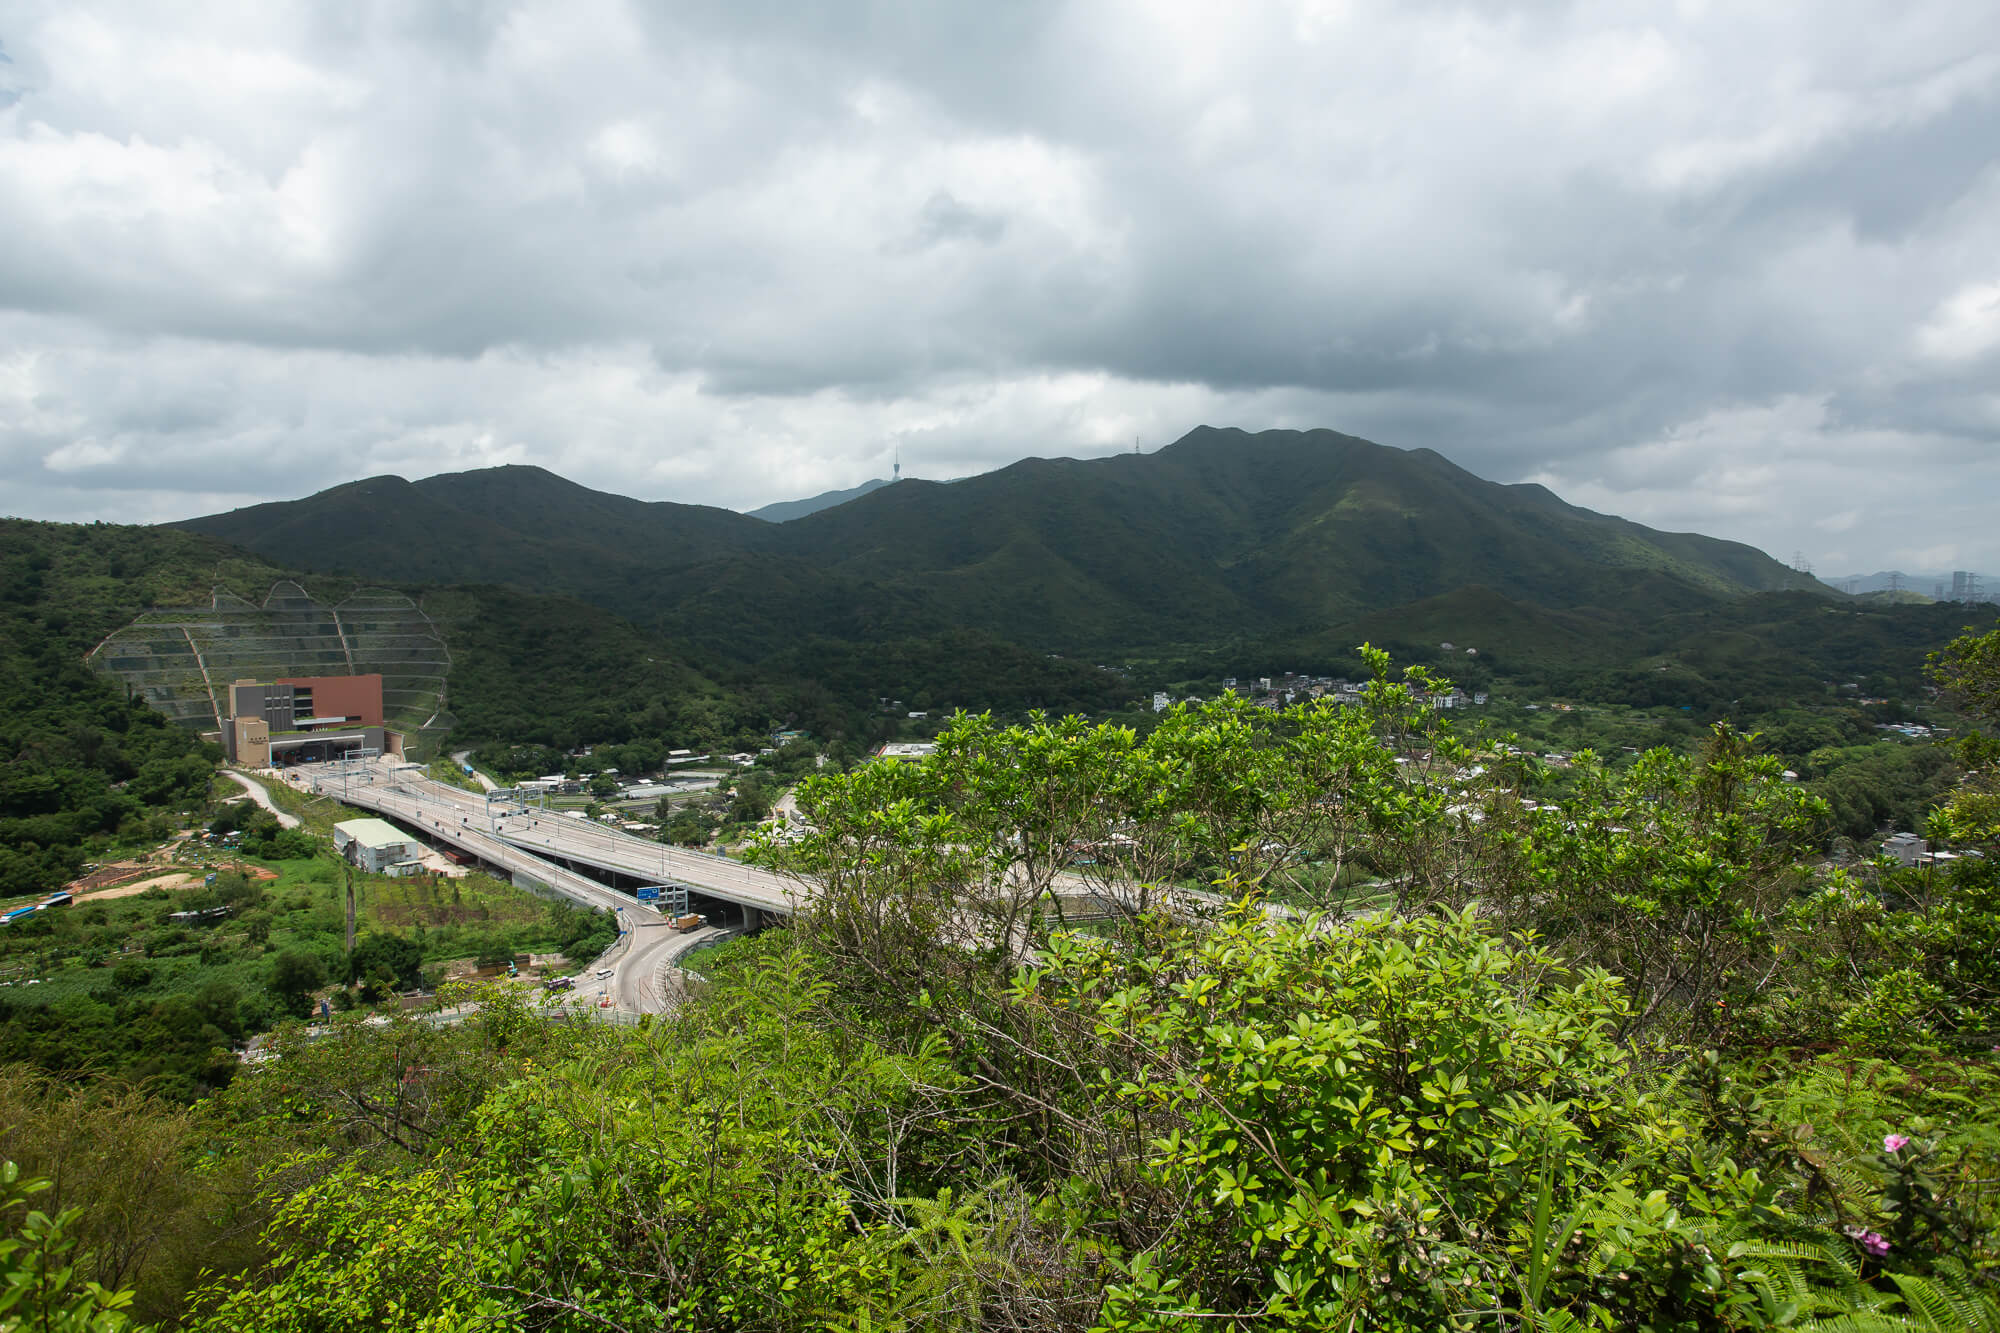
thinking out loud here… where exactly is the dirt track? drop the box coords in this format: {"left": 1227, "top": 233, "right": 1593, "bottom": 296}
{"left": 75, "top": 873, "right": 199, "bottom": 902}
{"left": 73, "top": 863, "right": 279, "bottom": 903}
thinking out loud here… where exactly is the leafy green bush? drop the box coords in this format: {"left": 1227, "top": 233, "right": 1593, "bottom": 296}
{"left": 0, "top": 1161, "right": 146, "bottom": 1332}
{"left": 1045, "top": 906, "right": 1850, "bottom": 1328}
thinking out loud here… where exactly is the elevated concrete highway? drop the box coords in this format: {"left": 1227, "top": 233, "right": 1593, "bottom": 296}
{"left": 281, "top": 758, "right": 1284, "bottom": 1018}
{"left": 292, "top": 758, "right": 798, "bottom": 921}
{"left": 279, "top": 758, "right": 798, "bottom": 1018}
{"left": 289, "top": 765, "right": 661, "bottom": 920}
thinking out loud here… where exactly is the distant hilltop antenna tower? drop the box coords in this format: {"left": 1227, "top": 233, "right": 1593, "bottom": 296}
{"left": 1889, "top": 572, "right": 1903, "bottom": 592}
{"left": 893, "top": 448, "right": 900, "bottom": 482}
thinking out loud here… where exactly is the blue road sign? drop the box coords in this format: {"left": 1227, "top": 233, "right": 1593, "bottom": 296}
{"left": 636, "top": 886, "right": 660, "bottom": 902}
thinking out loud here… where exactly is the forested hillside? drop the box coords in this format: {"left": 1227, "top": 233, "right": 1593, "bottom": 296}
{"left": 6, "top": 520, "right": 1145, "bottom": 894}
{"left": 1234, "top": 587, "right": 1977, "bottom": 710}
{"left": 748, "top": 476, "right": 892, "bottom": 522}
{"left": 0, "top": 522, "right": 293, "bottom": 895}
{"left": 7, "top": 640, "right": 1998, "bottom": 1330}
{"left": 174, "top": 429, "right": 1827, "bottom": 658}
{"left": 4, "top": 512, "right": 1994, "bottom": 1328}
{"left": 11, "top": 509, "right": 1981, "bottom": 901}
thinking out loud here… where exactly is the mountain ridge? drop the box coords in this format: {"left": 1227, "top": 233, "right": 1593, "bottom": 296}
{"left": 748, "top": 477, "right": 894, "bottom": 522}
{"left": 172, "top": 427, "right": 1828, "bottom": 658}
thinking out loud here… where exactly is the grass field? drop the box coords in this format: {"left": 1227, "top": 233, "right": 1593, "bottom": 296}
{"left": 360, "top": 867, "right": 550, "bottom": 930}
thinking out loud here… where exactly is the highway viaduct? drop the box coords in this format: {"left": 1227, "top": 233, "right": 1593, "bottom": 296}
{"left": 295, "top": 757, "right": 798, "bottom": 921}
{"left": 270, "top": 758, "right": 1282, "bottom": 1013}
{"left": 274, "top": 757, "right": 799, "bottom": 1013}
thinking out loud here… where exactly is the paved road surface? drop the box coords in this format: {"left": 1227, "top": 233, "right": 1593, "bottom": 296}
{"left": 224, "top": 769, "right": 300, "bottom": 828}
{"left": 613, "top": 922, "right": 728, "bottom": 1011}
{"left": 286, "top": 757, "right": 1285, "bottom": 1014}
{"left": 487, "top": 810, "right": 798, "bottom": 915}
{"left": 338, "top": 762, "right": 800, "bottom": 916}
{"left": 289, "top": 758, "right": 788, "bottom": 1015}
{"left": 288, "top": 762, "right": 668, "bottom": 930}
{"left": 449, "top": 750, "right": 499, "bottom": 792}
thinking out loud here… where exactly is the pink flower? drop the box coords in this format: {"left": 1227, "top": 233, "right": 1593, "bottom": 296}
{"left": 1883, "top": 1134, "right": 1910, "bottom": 1153}
{"left": 1846, "top": 1226, "right": 1891, "bottom": 1258}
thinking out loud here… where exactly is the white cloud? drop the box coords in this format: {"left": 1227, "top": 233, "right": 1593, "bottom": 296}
{"left": 0, "top": 0, "right": 1995, "bottom": 576}
{"left": 1916, "top": 279, "right": 2000, "bottom": 363}
{"left": 42, "top": 436, "right": 122, "bottom": 471}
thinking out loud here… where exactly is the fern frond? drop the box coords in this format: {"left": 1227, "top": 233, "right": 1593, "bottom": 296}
{"left": 1884, "top": 1266, "right": 2000, "bottom": 1333}
{"left": 1799, "top": 1314, "right": 1923, "bottom": 1332}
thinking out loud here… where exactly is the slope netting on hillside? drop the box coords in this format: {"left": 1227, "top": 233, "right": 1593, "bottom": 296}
{"left": 89, "top": 584, "right": 450, "bottom": 734}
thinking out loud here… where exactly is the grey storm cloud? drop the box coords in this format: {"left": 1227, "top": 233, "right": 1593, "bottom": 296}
{"left": 1, "top": 0, "right": 1998, "bottom": 575}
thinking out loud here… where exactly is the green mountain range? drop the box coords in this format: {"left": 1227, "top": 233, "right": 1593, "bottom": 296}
{"left": 747, "top": 477, "right": 893, "bottom": 522}
{"left": 173, "top": 427, "right": 1825, "bottom": 659}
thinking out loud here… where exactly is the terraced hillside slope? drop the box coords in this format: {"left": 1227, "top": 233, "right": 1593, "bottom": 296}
{"left": 88, "top": 581, "right": 453, "bottom": 744}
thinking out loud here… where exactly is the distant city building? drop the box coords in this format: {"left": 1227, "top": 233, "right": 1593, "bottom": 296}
{"left": 1152, "top": 691, "right": 1171, "bottom": 712}
{"left": 876, "top": 742, "right": 938, "bottom": 763}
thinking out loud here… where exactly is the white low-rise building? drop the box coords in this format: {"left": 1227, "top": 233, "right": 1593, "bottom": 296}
{"left": 1883, "top": 832, "right": 1927, "bottom": 867}
{"left": 333, "top": 818, "right": 421, "bottom": 874}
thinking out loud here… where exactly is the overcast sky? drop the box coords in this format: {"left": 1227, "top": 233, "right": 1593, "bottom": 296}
{"left": 3, "top": 1, "right": 1998, "bottom": 575}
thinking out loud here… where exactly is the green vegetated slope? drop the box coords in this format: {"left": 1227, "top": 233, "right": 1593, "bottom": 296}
{"left": 1298, "top": 585, "right": 1974, "bottom": 683}
{"left": 631, "top": 549, "right": 942, "bottom": 661}
{"left": 13, "top": 678, "right": 2000, "bottom": 1331}
{"left": 747, "top": 475, "right": 891, "bottom": 521}
{"left": 440, "top": 594, "right": 1139, "bottom": 756}
{"left": 0, "top": 521, "right": 295, "bottom": 895}
{"left": 7, "top": 518, "right": 1123, "bottom": 895}
{"left": 174, "top": 427, "right": 1824, "bottom": 658}
{"left": 423, "top": 584, "right": 753, "bottom": 751}
{"left": 758, "top": 628, "right": 1133, "bottom": 717}
{"left": 175, "top": 466, "right": 778, "bottom": 613}
{"left": 771, "top": 429, "right": 1819, "bottom": 646}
